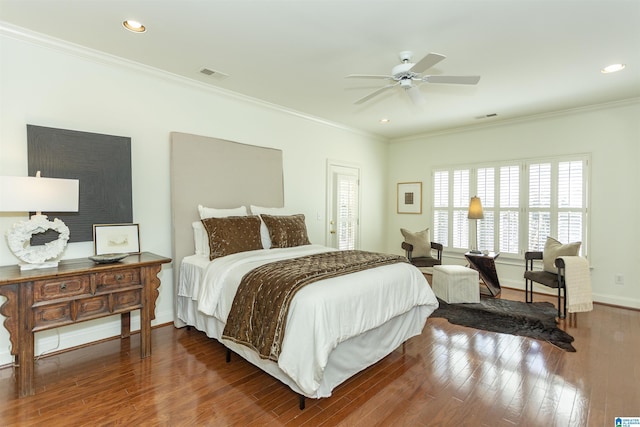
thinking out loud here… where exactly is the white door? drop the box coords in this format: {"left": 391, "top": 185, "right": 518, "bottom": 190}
{"left": 326, "top": 163, "right": 360, "bottom": 249}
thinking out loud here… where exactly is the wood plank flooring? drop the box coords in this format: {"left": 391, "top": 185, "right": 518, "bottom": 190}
{"left": 0, "top": 288, "right": 637, "bottom": 426}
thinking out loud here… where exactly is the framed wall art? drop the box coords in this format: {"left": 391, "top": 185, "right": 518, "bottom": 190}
{"left": 397, "top": 182, "right": 422, "bottom": 214}
{"left": 93, "top": 223, "right": 140, "bottom": 255}
{"left": 28, "top": 124, "right": 132, "bottom": 244}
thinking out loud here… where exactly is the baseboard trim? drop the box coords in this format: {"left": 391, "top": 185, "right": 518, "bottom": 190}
{"left": 500, "top": 285, "right": 640, "bottom": 312}
{"left": 0, "top": 321, "right": 174, "bottom": 371}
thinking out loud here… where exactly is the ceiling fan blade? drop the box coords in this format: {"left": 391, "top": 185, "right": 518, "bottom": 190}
{"left": 411, "top": 52, "right": 446, "bottom": 73}
{"left": 346, "top": 74, "right": 393, "bottom": 79}
{"left": 405, "top": 86, "right": 426, "bottom": 106}
{"left": 424, "top": 75, "right": 481, "bottom": 85}
{"left": 354, "top": 83, "right": 398, "bottom": 104}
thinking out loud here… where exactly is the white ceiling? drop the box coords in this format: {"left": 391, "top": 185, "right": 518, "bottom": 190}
{"left": 1, "top": 0, "right": 639, "bottom": 139}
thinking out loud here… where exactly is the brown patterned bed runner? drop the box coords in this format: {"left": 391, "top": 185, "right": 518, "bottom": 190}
{"left": 221, "top": 250, "right": 408, "bottom": 361}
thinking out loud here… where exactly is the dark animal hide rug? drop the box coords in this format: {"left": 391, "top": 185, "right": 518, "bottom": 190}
{"left": 430, "top": 297, "right": 576, "bottom": 352}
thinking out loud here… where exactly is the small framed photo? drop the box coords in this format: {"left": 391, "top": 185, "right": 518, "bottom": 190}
{"left": 397, "top": 182, "right": 422, "bottom": 214}
{"left": 93, "top": 223, "right": 140, "bottom": 255}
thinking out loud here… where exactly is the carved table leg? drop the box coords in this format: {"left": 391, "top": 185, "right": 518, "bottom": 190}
{"left": 140, "top": 265, "right": 162, "bottom": 358}
{"left": 121, "top": 312, "right": 131, "bottom": 338}
{"left": 17, "top": 328, "right": 34, "bottom": 397}
{"left": 18, "top": 282, "right": 35, "bottom": 397}
{"left": 0, "top": 284, "right": 32, "bottom": 396}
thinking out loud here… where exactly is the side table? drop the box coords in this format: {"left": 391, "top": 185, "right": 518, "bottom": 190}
{"left": 0, "top": 252, "right": 171, "bottom": 397}
{"left": 464, "top": 251, "right": 501, "bottom": 297}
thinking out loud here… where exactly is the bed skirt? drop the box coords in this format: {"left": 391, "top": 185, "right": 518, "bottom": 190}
{"left": 175, "top": 294, "right": 431, "bottom": 399}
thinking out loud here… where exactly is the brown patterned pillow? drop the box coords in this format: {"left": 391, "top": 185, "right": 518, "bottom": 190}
{"left": 201, "top": 215, "right": 263, "bottom": 259}
{"left": 260, "top": 214, "right": 311, "bottom": 248}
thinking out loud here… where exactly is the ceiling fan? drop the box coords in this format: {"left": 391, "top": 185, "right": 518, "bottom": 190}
{"left": 346, "top": 51, "right": 481, "bottom": 106}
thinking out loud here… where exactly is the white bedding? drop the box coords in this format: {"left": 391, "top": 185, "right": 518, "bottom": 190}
{"left": 178, "top": 244, "right": 439, "bottom": 397}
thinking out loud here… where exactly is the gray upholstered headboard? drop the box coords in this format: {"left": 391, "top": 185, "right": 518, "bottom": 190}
{"left": 169, "top": 132, "right": 284, "bottom": 308}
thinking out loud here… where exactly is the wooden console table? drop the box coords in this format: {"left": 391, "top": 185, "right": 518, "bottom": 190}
{"left": 0, "top": 252, "right": 171, "bottom": 397}
{"left": 464, "top": 251, "right": 501, "bottom": 297}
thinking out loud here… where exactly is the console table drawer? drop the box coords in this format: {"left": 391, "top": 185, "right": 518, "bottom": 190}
{"left": 112, "top": 289, "right": 142, "bottom": 312}
{"left": 75, "top": 295, "right": 111, "bottom": 321}
{"left": 33, "top": 301, "right": 72, "bottom": 330}
{"left": 95, "top": 269, "right": 141, "bottom": 291}
{"left": 33, "top": 276, "right": 91, "bottom": 302}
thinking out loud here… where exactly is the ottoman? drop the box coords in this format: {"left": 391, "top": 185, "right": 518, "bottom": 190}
{"left": 432, "top": 265, "right": 480, "bottom": 303}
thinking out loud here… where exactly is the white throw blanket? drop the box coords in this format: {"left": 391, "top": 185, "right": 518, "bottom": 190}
{"left": 558, "top": 256, "right": 593, "bottom": 313}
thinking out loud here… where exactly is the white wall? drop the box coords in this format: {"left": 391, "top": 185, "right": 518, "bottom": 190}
{"left": 387, "top": 100, "right": 640, "bottom": 309}
{"left": 0, "top": 28, "right": 389, "bottom": 365}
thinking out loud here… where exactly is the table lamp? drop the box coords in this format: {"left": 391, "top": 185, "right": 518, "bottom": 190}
{"left": 0, "top": 171, "right": 79, "bottom": 270}
{"left": 468, "top": 196, "right": 484, "bottom": 254}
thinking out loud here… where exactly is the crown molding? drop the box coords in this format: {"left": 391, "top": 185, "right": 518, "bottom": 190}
{"left": 392, "top": 97, "right": 640, "bottom": 143}
{"left": 0, "top": 21, "right": 386, "bottom": 143}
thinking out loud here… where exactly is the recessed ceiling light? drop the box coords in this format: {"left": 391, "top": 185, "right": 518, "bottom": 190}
{"left": 122, "top": 20, "right": 146, "bottom": 33}
{"left": 379, "top": 118, "right": 390, "bottom": 124}
{"left": 601, "top": 63, "right": 625, "bottom": 74}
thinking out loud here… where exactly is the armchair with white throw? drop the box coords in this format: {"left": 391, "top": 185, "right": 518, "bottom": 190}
{"left": 524, "top": 237, "right": 592, "bottom": 319}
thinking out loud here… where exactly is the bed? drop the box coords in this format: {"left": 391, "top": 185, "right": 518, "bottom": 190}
{"left": 170, "top": 133, "right": 439, "bottom": 405}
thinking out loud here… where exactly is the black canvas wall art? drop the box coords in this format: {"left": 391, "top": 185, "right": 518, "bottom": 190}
{"left": 27, "top": 125, "right": 133, "bottom": 244}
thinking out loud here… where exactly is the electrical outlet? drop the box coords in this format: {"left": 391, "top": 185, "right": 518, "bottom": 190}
{"left": 615, "top": 274, "right": 624, "bottom": 285}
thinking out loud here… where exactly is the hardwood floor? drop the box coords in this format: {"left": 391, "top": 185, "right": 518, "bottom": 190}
{"left": 0, "top": 288, "right": 637, "bottom": 426}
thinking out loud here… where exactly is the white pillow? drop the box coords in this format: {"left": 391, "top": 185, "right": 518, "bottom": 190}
{"left": 400, "top": 228, "right": 431, "bottom": 258}
{"left": 543, "top": 236, "right": 581, "bottom": 274}
{"left": 198, "top": 205, "right": 247, "bottom": 220}
{"left": 192, "top": 221, "right": 208, "bottom": 256}
{"left": 249, "top": 205, "right": 291, "bottom": 248}
{"left": 194, "top": 205, "right": 248, "bottom": 255}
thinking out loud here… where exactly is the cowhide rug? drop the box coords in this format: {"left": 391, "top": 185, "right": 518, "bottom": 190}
{"left": 430, "top": 297, "right": 576, "bottom": 352}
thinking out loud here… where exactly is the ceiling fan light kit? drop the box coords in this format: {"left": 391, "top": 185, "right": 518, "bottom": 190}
{"left": 347, "top": 51, "right": 481, "bottom": 106}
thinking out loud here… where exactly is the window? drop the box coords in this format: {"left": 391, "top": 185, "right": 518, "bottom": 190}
{"left": 499, "top": 165, "right": 520, "bottom": 254}
{"left": 433, "top": 155, "right": 589, "bottom": 258}
{"left": 528, "top": 163, "right": 551, "bottom": 251}
{"left": 476, "top": 167, "right": 495, "bottom": 251}
{"left": 433, "top": 171, "right": 449, "bottom": 246}
{"left": 328, "top": 163, "right": 360, "bottom": 250}
{"left": 452, "top": 169, "right": 470, "bottom": 249}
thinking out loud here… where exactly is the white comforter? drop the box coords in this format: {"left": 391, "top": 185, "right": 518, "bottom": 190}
{"left": 194, "top": 244, "right": 439, "bottom": 396}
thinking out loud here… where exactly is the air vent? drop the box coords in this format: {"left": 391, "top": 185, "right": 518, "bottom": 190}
{"left": 199, "top": 68, "right": 229, "bottom": 80}
{"left": 476, "top": 113, "right": 498, "bottom": 119}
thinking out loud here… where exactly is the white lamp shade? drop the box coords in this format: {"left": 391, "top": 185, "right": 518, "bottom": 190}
{"left": 0, "top": 175, "right": 79, "bottom": 213}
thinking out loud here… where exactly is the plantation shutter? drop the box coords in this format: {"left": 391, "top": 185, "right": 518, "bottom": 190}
{"left": 432, "top": 155, "right": 588, "bottom": 258}
{"left": 433, "top": 170, "right": 449, "bottom": 246}
{"left": 557, "top": 160, "right": 584, "bottom": 246}
{"left": 476, "top": 167, "right": 495, "bottom": 252}
{"left": 336, "top": 172, "right": 358, "bottom": 250}
{"left": 499, "top": 165, "right": 519, "bottom": 254}
{"left": 452, "top": 169, "right": 470, "bottom": 249}
{"left": 528, "top": 163, "right": 551, "bottom": 251}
